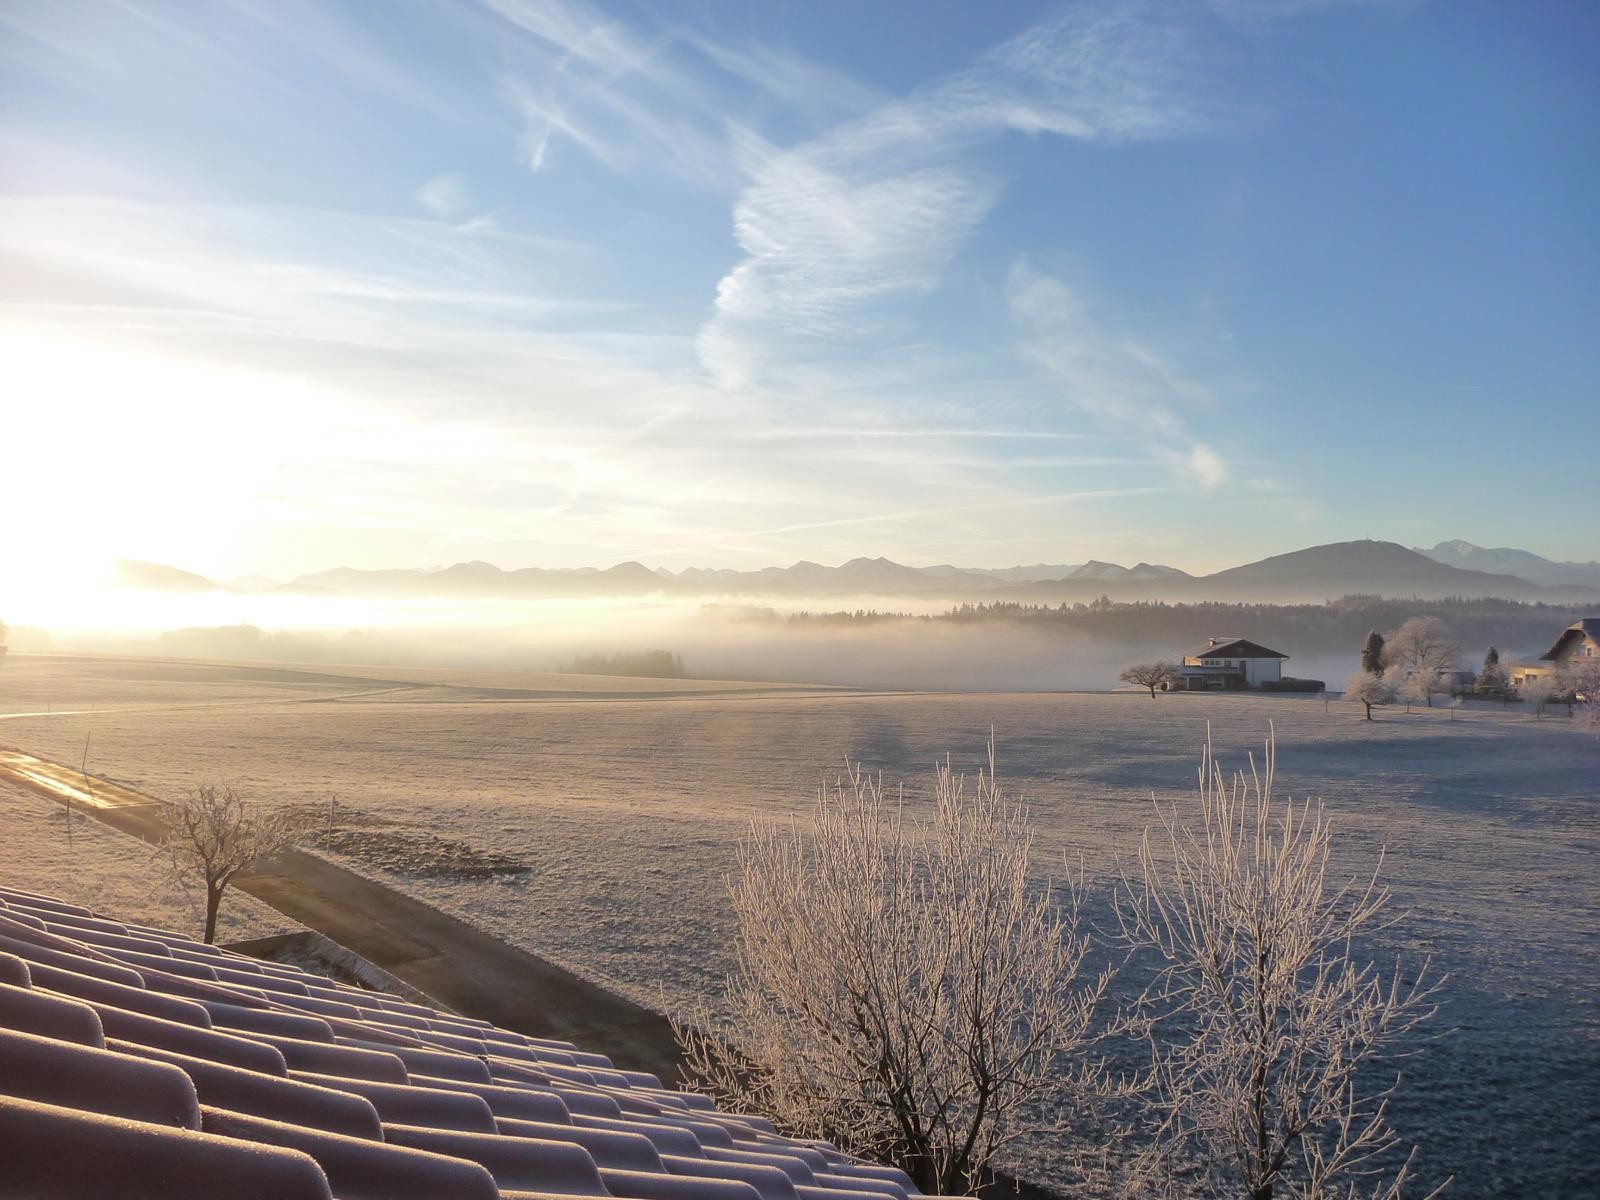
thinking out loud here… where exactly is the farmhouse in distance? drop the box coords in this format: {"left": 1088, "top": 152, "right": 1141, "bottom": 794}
{"left": 1510, "top": 618, "right": 1600, "bottom": 688}
{"left": 1175, "top": 637, "right": 1292, "bottom": 691}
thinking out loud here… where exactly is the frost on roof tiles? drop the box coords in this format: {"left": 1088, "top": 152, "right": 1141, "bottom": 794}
{"left": 0, "top": 885, "right": 952, "bottom": 1199}
{"left": 0, "top": 1093, "right": 336, "bottom": 1200}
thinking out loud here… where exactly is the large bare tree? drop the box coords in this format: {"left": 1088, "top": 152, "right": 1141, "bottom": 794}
{"left": 1383, "top": 618, "right": 1460, "bottom": 708}
{"left": 1113, "top": 731, "right": 1445, "bottom": 1200}
{"left": 679, "top": 738, "right": 1111, "bottom": 1195}
{"left": 159, "top": 785, "right": 299, "bottom": 943}
{"left": 1121, "top": 661, "right": 1178, "bottom": 697}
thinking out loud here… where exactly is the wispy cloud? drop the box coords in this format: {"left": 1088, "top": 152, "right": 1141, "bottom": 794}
{"left": 732, "top": 486, "right": 1167, "bottom": 541}
{"left": 1006, "top": 259, "right": 1231, "bottom": 489}
{"left": 1, "top": 0, "right": 474, "bottom": 125}
{"left": 696, "top": 1, "right": 1218, "bottom": 390}
{"left": 0, "top": 195, "right": 606, "bottom": 356}
{"left": 415, "top": 173, "right": 471, "bottom": 220}
{"left": 481, "top": 0, "right": 875, "bottom": 189}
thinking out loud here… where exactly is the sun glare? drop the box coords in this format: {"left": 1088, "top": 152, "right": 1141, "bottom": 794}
{"left": 1, "top": 329, "right": 326, "bottom": 617}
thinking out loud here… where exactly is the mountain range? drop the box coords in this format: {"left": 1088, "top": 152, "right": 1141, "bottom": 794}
{"left": 110, "top": 540, "right": 1600, "bottom": 605}
{"left": 1414, "top": 541, "right": 1600, "bottom": 589}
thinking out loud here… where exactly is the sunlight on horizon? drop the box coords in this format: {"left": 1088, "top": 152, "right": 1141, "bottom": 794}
{"left": 1, "top": 329, "right": 335, "bottom": 607}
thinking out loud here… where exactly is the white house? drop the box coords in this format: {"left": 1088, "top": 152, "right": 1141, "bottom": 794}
{"left": 1176, "top": 637, "right": 1290, "bottom": 690}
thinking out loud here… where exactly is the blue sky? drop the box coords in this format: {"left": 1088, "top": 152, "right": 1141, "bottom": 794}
{"left": 1, "top": 0, "right": 1595, "bottom": 584}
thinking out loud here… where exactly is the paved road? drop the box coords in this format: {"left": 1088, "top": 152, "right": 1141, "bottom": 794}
{"left": 0, "top": 748, "right": 687, "bottom": 1086}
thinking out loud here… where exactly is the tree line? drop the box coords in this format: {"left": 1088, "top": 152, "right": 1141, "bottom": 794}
{"left": 781, "top": 595, "right": 1589, "bottom": 660}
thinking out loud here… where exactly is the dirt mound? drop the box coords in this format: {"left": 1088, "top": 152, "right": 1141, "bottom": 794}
{"left": 290, "top": 803, "right": 528, "bottom": 880}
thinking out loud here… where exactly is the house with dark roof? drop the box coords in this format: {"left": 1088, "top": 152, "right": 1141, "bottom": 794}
{"left": 1510, "top": 618, "right": 1600, "bottom": 687}
{"left": 1176, "top": 637, "right": 1290, "bottom": 690}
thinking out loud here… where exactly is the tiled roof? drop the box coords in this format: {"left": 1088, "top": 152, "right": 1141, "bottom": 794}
{"left": 1540, "top": 618, "right": 1600, "bottom": 661}
{"left": 1181, "top": 638, "right": 1289, "bottom": 660}
{"left": 0, "top": 884, "right": 936, "bottom": 1200}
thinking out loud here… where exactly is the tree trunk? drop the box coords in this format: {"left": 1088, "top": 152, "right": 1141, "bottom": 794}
{"left": 203, "top": 884, "right": 223, "bottom": 945}
{"left": 1364, "top": 702, "right": 1373, "bottom": 720}
{"left": 904, "top": 1152, "right": 937, "bottom": 1195}
{"left": 1148, "top": 685, "right": 1157, "bottom": 698}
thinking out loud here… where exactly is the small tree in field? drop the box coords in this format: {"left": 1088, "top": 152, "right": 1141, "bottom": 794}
{"left": 1361, "top": 630, "right": 1386, "bottom": 676}
{"left": 1113, "top": 731, "right": 1445, "bottom": 1200}
{"left": 1393, "top": 667, "right": 1433, "bottom": 714}
{"left": 1564, "top": 659, "right": 1600, "bottom": 737}
{"left": 1121, "top": 661, "right": 1178, "bottom": 697}
{"left": 160, "top": 786, "right": 299, "bottom": 943}
{"left": 679, "top": 739, "right": 1111, "bottom": 1195}
{"left": 1521, "top": 677, "right": 1556, "bottom": 721}
{"left": 1345, "top": 670, "right": 1395, "bottom": 720}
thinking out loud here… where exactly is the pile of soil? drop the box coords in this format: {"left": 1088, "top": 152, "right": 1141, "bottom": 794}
{"left": 290, "top": 803, "right": 529, "bottom": 880}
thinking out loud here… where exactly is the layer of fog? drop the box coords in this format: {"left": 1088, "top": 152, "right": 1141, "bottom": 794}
{"left": 15, "top": 582, "right": 1545, "bottom": 691}
{"left": 3, "top": 587, "right": 1196, "bottom": 691}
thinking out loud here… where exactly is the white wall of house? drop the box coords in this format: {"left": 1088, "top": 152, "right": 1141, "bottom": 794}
{"left": 1245, "top": 657, "right": 1284, "bottom": 686}
{"left": 1182, "top": 654, "right": 1286, "bottom": 687}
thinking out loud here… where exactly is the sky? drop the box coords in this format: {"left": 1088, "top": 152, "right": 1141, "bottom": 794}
{"left": 2, "top": 0, "right": 1596, "bottom": 589}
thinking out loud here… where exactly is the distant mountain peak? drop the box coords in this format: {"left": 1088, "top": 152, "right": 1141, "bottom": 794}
{"left": 113, "top": 559, "right": 220, "bottom": 593}
{"left": 1416, "top": 540, "right": 1600, "bottom": 589}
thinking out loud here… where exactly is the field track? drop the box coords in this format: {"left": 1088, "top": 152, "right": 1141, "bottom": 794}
{"left": 0, "top": 746, "right": 688, "bottom": 1086}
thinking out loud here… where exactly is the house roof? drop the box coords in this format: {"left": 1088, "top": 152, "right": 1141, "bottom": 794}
{"left": 0, "top": 884, "right": 919, "bottom": 1200}
{"left": 1539, "top": 618, "right": 1600, "bottom": 662}
{"left": 1182, "top": 637, "right": 1289, "bottom": 660}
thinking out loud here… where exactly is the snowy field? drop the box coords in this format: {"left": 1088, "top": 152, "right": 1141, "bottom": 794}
{"left": 1, "top": 653, "right": 1595, "bottom": 1196}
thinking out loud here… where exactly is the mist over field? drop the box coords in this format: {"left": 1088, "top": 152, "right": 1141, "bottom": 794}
{"left": 13, "top": 595, "right": 1121, "bottom": 691}
{"left": 16, "top": 580, "right": 1583, "bottom": 696}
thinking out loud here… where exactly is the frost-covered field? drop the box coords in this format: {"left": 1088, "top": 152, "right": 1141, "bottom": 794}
{"left": 1, "top": 653, "right": 1595, "bottom": 1195}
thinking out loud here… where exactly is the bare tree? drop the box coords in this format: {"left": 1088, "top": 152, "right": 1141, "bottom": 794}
{"left": 1383, "top": 619, "right": 1459, "bottom": 708}
{"left": 1344, "top": 670, "right": 1395, "bottom": 720}
{"left": 678, "top": 738, "right": 1111, "bottom": 1195}
{"left": 1121, "top": 661, "right": 1178, "bottom": 698}
{"left": 1396, "top": 669, "right": 1434, "bottom": 714}
{"left": 1113, "top": 730, "right": 1445, "bottom": 1200}
{"left": 159, "top": 786, "right": 299, "bottom": 943}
